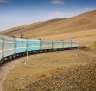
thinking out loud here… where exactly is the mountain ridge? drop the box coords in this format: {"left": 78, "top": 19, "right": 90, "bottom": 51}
{"left": 1, "top": 10, "right": 96, "bottom": 46}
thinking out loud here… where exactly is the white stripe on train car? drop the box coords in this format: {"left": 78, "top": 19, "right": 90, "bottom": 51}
{"left": 28, "top": 40, "right": 40, "bottom": 42}
{"left": 0, "top": 49, "right": 14, "bottom": 52}
{"left": 3, "top": 48, "right": 14, "bottom": 51}
{"left": 4, "top": 42, "right": 14, "bottom": 43}
{"left": 28, "top": 46, "right": 40, "bottom": 47}
{"left": 16, "top": 47, "right": 27, "bottom": 49}
{"left": 15, "top": 39, "right": 27, "bottom": 41}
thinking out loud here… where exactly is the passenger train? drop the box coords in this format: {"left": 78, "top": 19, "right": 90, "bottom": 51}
{"left": 0, "top": 35, "right": 78, "bottom": 63}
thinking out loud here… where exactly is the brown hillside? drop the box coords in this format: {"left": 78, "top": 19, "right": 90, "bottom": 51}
{"left": 22, "top": 62, "right": 96, "bottom": 91}
{"left": 1, "top": 18, "right": 66, "bottom": 37}
{"left": 1, "top": 10, "right": 96, "bottom": 46}
{"left": 3, "top": 50, "right": 96, "bottom": 91}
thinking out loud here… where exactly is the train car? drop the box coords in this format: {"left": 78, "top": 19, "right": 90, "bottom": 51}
{"left": 0, "top": 35, "right": 15, "bottom": 60}
{"left": 15, "top": 38, "right": 27, "bottom": 53}
{"left": 41, "top": 40, "right": 53, "bottom": 50}
{"left": 53, "top": 40, "right": 63, "bottom": 49}
{"left": 28, "top": 39, "right": 40, "bottom": 51}
{"left": 75, "top": 41, "right": 79, "bottom": 48}
{"left": 71, "top": 40, "right": 78, "bottom": 48}
{"left": 63, "top": 40, "right": 72, "bottom": 48}
{"left": 0, "top": 38, "right": 3, "bottom": 62}
{"left": 0, "top": 34, "right": 79, "bottom": 64}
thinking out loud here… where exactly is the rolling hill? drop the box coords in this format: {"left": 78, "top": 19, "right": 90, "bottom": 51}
{"left": 1, "top": 10, "right": 96, "bottom": 46}
{"left": 1, "top": 10, "right": 96, "bottom": 91}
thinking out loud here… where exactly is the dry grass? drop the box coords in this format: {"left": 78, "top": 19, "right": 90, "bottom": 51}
{"left": 3, "top": 49, "right": 96, "bottom": 91}
{"left": 22, "top": 61, "right": 96, "bottom": 91}
{"left": 1, "top": 10, "right": 96, "bottom": 46}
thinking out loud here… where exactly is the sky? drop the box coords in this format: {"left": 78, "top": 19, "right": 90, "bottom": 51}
{"left": 0, "top": 0, "right": 96, "bottom": 31}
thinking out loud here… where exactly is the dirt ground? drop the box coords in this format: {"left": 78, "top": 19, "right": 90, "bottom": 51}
{"left": 3, "top": 49, "right": 96, "bottom": 91}
{"left": 0, "top": 59, "right": 22, "bottom": 91}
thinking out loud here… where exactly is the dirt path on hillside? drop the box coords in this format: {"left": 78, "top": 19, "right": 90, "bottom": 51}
{"left": 0, "top": 59, "right": 23, "bottom": 91}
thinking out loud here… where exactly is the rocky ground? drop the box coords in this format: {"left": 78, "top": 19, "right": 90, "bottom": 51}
{"left": 23, "top": 62, "right": 96, "bottom": 91}
{"left": 3, "top": 49, "right": 96, "bottom": 91}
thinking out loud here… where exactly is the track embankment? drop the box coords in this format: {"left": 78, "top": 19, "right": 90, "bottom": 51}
{"left": 0, "top": 59, "right": 23, "bottom": 91}
{"left": 3, "top": 49, "right": 96, "bottom": 91}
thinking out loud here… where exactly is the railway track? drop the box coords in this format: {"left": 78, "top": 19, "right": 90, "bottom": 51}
{"left": 0, "top": 35, "right": 78, "bottom": 64}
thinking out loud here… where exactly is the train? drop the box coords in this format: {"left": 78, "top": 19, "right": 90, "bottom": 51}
{"left": 0, "top": 35, "right": 78, "bottom": 63}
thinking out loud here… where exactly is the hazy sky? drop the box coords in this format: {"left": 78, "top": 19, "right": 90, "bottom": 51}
{"left": 0, "top": 0, "right": 96, "bottom": 31}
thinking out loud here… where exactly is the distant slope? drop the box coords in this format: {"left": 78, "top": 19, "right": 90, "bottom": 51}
{"left": 1, "top": 10, "right": 96, "bottom": 46}
{"left": 1, "top": 18, "right": 66, "bottom": 37}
